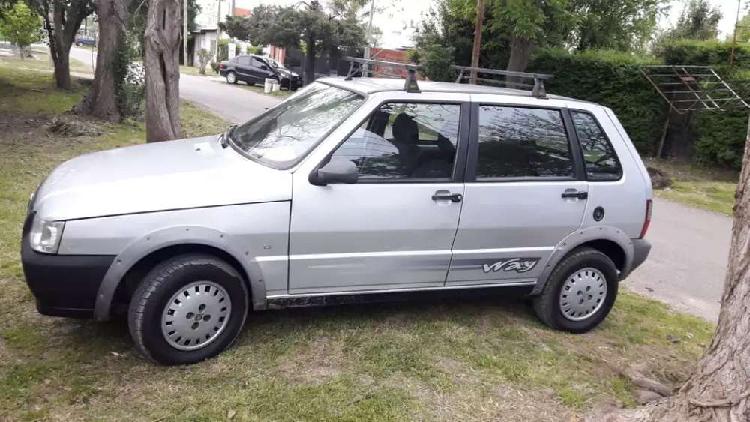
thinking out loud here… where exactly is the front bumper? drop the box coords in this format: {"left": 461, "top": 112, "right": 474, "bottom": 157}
{"left": 21, "top": 228, "right": 114, "bottom": 318}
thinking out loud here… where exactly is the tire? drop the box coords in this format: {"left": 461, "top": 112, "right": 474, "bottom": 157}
{"left": 225, "top": 71, "right": 237, "bottom": 84}
{"left": 532, "top": 247, "right": 618, "bottom": 333}
{"left": 127, "top": 254, "right": 249, "bottom": 365}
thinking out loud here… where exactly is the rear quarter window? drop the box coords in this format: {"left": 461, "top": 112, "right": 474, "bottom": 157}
{"left": 571, "top": 111, "right": 622, "bottom": 181}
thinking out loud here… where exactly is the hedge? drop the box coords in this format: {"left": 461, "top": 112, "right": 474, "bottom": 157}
{"left": 527, "top": 46, "right": 750, "bottom": 169}
{"left": 528, "top": 49, "right": 667, "bottom": 155}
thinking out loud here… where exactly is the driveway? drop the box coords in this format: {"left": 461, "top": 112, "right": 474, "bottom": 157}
{"left": 69, "top": 46, "right": 280, "bottom": 124}
{"left": 626, "top": 198, "right": 731, "bottom": 321}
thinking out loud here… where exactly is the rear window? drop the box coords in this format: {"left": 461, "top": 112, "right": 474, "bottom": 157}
{"left": 476, "top": 106, "right": 574, "bottom": 179}
{"left": 571, "top": 111, "right": 622, "bottom": 181}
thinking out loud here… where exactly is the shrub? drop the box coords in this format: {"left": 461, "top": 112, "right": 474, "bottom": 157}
{"left": 196, "top": 48, "right": 211, "bottom": 75}
{"left": 528, "top": 49, "right": 667, "bottom": 155}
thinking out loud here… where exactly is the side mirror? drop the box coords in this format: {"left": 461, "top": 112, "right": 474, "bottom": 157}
{"left": 309, "top": 159, "right": 359, "bottom": 186}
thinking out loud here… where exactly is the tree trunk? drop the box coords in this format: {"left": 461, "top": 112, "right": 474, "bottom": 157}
{"left": 76, "top": 0, "right": 127, "bottom": 121}
{"left": 144, "top": 0, "right": 181, "bottom": 142}
{"left": 51, "top": 1, "right": 72, "bottom": 91}
{"left": 590, "top": 116, "right": 750, "bottom": 422}
{"left": 506, "top": 35, "right": 533, "bottom": 73}
{"left": 37, "top": 0, "right": 92, "bottom": 90}
{"left": 469, "top": 0, "right": 484, "bottom": 84}
{"left": 303, "top": 32, "right": 316, "bottom": 85}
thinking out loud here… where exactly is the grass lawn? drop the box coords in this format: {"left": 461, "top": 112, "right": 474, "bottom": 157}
{"left": 646, "top": 158, "right": 738, "bottom": 215}
{"left": 179, "top": 65, "right": 217, "bottom": 77}
{"left": 240, "top": 82, "right": 295, "bottom": 99}
{"left": 0, "top": 61, "right": 716, "bottom": 421}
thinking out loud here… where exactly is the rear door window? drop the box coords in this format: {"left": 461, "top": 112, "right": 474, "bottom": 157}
{"left": 571, "top": 111, "right": 622, "bottom": 181}
{"left": 475, "top": 106, "right": 574, "bottom": 179}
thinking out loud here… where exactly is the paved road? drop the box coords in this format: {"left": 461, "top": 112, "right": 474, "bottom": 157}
{"left": 179, "top": 74, "right": 281, "bottom": 124}
{"left": 69, "top": 47, "right": 731, "bottom": 321}
{"left": 70, "top": 47, "right": 280, "bottom": 124}
{"left": 627, "top": 198, "right": 731, "bottom": 321}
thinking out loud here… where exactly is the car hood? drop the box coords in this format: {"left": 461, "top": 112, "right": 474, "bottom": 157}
{"left": 33, "top": 136, "right": 292, "bottom": 221}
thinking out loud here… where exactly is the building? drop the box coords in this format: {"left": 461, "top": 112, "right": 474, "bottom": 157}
{"left": 191, "top": 0, "right": 251, "bottom": 65}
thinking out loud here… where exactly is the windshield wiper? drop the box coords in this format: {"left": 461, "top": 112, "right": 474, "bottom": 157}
{"left": 218, "top": 124, "right": 238, "bottom": 149}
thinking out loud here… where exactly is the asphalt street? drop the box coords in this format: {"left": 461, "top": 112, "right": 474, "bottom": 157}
{"left": 69, "top": 47, "right": 730, "bottom": 321}
{"left": 627, "top": 198, "right": 730, "bottom": 321}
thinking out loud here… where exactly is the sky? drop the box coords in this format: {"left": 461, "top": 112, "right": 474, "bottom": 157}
{"left": 232, "top": 0, "right": 748, "bottom": 49}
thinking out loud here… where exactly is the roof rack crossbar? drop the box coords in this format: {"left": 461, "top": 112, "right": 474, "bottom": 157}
{"left": 450, "top": 65, "right": 553, "bottom": 98}
{"left": 343, "top": 57, "right": 422, "bottom": 93}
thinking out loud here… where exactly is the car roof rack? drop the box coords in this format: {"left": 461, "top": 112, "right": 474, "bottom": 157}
{"left": 343, "top": 57, "right": 422, "bottom": 93}
{"left": 451, "top": 65, "right": 553, "bottom": 99}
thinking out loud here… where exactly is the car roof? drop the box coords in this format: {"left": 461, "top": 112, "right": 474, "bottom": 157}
{"left": 319, "top": 77, "right": 580, "bottom": 102}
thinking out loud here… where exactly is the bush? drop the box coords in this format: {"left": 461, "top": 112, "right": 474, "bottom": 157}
{"left": 528, "top": 49, "right": 667, "bottom": 155}
{"left": 196, "top": 48, "right": 211, "bottom": 75}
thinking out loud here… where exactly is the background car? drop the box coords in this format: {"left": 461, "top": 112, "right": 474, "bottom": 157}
{"left": 74, "top": 35, "right": 96, "bottom": 47}
{"left": 219, "top": 54, "right": 301, "bottom": 91}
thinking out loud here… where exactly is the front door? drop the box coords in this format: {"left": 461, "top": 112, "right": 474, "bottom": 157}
{"left": 447, "top": 104, "right": 588, "bottom": 285}
{"left": 289, "top": 101, "right": 469, "bottom": 293}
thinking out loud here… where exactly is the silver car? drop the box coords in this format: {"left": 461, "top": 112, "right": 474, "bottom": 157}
{"left": 22, "top": 78, "right": 652, "bottom": 365}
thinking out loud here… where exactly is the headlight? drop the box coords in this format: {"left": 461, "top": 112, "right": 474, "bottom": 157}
{"left": 29, "top": 216, "right": 65, "bottom": 254}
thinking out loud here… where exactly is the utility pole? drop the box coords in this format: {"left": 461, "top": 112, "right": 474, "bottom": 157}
{"left": 214, "top": 0, "right": 221, "bottom": 61}
{"left": 362, "top": 0, "right": 375, "bottom": 77}
{"left": 470, "top": 0, "right": 485, "bottom": 84}
{"left": 730, "top": 0, "right": 742, "bottom": 67}
{"left": 183, "top": 0, "right": 188, "bottom": 66}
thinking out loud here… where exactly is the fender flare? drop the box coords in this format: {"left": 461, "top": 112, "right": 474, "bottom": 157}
{"left": 93, "top": 226, "right": 268, "bottom": 321}
{"left": 530, "top": 225, "right": 635, "bottom": 295}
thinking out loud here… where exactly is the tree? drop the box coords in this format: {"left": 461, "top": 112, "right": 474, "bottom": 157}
{"left": 663, "top": 0, "right": 722, "bottom": 41}
{"left": 75, "top": 0, "right": 128, "bottom": 121}
{"left": 144, "top": 0, "right": 181, "bottom": 141}
{"left": 590, "top": 122, "right": 750, "bottom": 421}
{"left": 0, "top": 1, "right": 41, "bottom": 57}
{"left": 229, "top": 1, "right": 366, "bottom": 85}
{"left": 569, "top": 0, "right": 665, "bottom": 51}
{"left": 28, "top": 0, "right": 94, "bottom": 89}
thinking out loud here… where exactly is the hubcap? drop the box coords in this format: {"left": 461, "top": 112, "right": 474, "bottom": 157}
{"left": 161, "top": 281, "right": 232, "bottom": 351}
{"left": 227, "top": 73, "right": 235, "bottom": 83}
{"left": 559, "top": 267, "right": 608, "bottom": 321}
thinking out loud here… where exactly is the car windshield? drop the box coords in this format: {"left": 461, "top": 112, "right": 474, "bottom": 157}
{"left": 229, "top": 82, "right": 365, "bottom": 168}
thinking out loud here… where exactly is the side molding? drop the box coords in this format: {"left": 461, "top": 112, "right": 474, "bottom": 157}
{"left": 93, "top": 226, "right": 268, "bottom": 321}
{"left": 530, "top": 225, "right": 635, "bottom": 295}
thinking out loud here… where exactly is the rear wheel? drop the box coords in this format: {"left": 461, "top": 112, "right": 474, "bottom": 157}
{"left": 225, "top": 71, "right": 237, "bottom": 84}
{"left": 127, "top": 254, "right": 248, "bottom": 365}
{"left": 532, "top": 247, "right": 618, "bottom": 333}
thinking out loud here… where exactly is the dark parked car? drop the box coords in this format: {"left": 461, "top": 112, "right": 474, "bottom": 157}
{"left": 219, "top": 55, "right": 301, "bottom": 90}
{"left": 74, "top": 35, "right": 96, "bottom": 47}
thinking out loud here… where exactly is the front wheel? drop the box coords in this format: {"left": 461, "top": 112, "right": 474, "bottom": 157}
{"left": 127, "top": 254, "right": 249, "bottom": 365}
{"left": 532, "top": 247, "right": 618, "bottom": 333}
{"left": 225, "top": 71, "right": 237, "bottom": 84}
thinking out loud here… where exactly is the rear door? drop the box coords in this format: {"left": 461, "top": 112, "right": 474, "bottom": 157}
{"left": 447, "top": 102, "right": 588, "bottom": 285}
{"left": 234, "top": 56, "right": 253, "bottom": 81}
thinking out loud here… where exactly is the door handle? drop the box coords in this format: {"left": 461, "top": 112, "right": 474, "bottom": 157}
{"left": 561, "top": 189, "right": 588, "bottom": 200}
{"left": 432, "top": 191, "right": 463, "bottom": 202}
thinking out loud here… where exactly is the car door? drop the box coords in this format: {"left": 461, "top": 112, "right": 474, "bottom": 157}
{"left": 234, "top": 56, "right": 252, "bottom": 81}
{"left": 447, "top": 102, "right": 588, "bottom": 286}
{"left": 288, "top": 100, "right": 470, "bottom": 294}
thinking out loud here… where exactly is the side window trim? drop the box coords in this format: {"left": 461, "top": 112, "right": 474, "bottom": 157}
{"left": 567, "top": 108, "right": 623, "bottom": 182}
{"left": 465, "top": 103, "right": 586, "bottom": 183}
{"left": 313, "top": 100, "right": 470, "bottom": 184}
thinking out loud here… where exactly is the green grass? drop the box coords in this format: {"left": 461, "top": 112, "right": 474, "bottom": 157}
{"left": 0, "top": 61, "right": 717, "bottom": 421}
{"left": 179, "top": 65, "right": 216, "bottom": 76}
{"left": 647, "top": 158, "right": 738, "bottom": 215}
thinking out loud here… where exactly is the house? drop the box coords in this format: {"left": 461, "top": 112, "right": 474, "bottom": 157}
{"left": 191, "top": 0, "right": 251, "bottom": 65}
